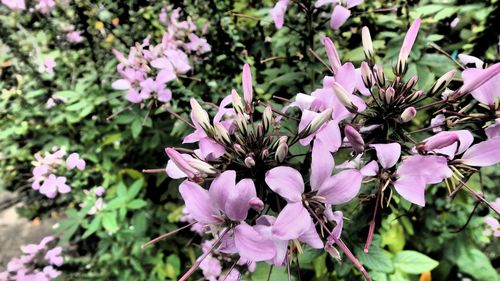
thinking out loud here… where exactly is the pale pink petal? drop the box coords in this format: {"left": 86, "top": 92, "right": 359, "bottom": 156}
{"left": 311, "top": 139, "right": 334, "bottom": 191}
{"left": 461, "top": 66, "right": 500, "bottom": 105}
{"left": 298, "top": 222, "right": 323, "bottom": 249}
{"left": 272, "top": 202, "right": 312, "bottom": 240}
{"left": 315, "top": 121, "right": 342, "bottom": 152}
{"left": 396, "top": 155, "right": 452, "bottom": 184}
{"left": 370, "top": 143, "right": 401, "bottom": 169}
{"left": 318, "top": 169, "right": 362, "bottom": 205}
{"left": 234, "top": 223, "right": 276, "bottom": 261}
{"left": 209, "top": 170, "right": 236, "bottom": 211}
{"left": 398, "top": 18, "right": 421, "bottom": 63}
{"left": 112, "top": 79, "right": 131, "bottom": 90}
{"left": 265, "top": 166, "right": 304, "bottom": 202}
{"left": 346, "top": 0, "right": 363, "bottom": 8}
{"left": 199, "top": 138, "right": 226, "bottom": 160}
{"left": 330, "top": 5, "right": 351, "bottom": 30}
{"left": 225, "top": 179, "right": 257, "bottom": 221}
{"left": 360, "top": 160, "right": 379, "bottom": 177}
{"left": 461, "top": 137, "right": 500, "bottom": 167}
{"left": 393, "top": 175, "right": 426, "bottom": 206}
{"left": 485, "top": 121, "right": 500, "bottom": 139}
{"left": 179, "top": 180, "right": 219, "bottom": 225}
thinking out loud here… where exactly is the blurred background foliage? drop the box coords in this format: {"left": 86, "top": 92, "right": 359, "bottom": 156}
{"left": 0, "top": 0, "right": 498, "bottom": 280}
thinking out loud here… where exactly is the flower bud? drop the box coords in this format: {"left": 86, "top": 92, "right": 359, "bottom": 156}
{"left": 262, "top": 105, "right": 273, "bottom": 131}
{"left": 233, "top": 144, "right": 245, "bottom": 154}
{"left": 275, "top": 136, "right": 288, "bottom": 163}
{"left": 361, "top": 27, "right": 374, "bottom": 63}
{"left": 332, "top": 82, "right": 358, "bottom": 113}
{"left": 236, "top": 113, "right": 248, "bottom": 135}
{"left": 405, "top": 75, "right": 418, "bottom": 90}
{"left": 399, "top": 107, "right": 417, "bottom": 123}
{"left": 231, "top": 89, "right": 244, "bottom": 114}
{"left": 165, "top": 148, "right": 197, "bottom": 179}
{"left": 360, "top": 62, "right": 373, "bottom": 88}
{"left": 187, "top": 158, "right": 218, "bottom": 175}
{"left": 396, "top": 18, "right": 421, "bottom": 76}
{"left": 344, "top": 125, "right": 365, "bottom": 154}
{"left": 417, "top": 132, "right": 459, "bottom": 151}
{"left": 407, "top": 90, "right": 424, "bottom": 103}
{"left": 242, "top": 63, "right": 253, "bottom": 110}
{"left": 214, "top": 123, "right": 231, "bottom": 144}
{"left": 384, "top": 87, "right": 395, "bottom": 104}
{"left": 429, "top": 69, "right": 456, "bottom": 96}
{"left": 373, "top": 64, "right": 385, "bottom": 87}
{"left": 190, "top": 98, "right": 211, "bottom": 130}
{"left": 309, "top": 108, "right": 333, "bottom": 134}
{"left": 261, "top": 148, "right": 269, "bottom": 158}
{"left": 322, "top": 36, "right": 342, "bottom": 73}
{"left": 244, "top": 156, "right": 256, "bottom": 167}
{"left": 325, "top": 245, "right": 341, "bottom": 261}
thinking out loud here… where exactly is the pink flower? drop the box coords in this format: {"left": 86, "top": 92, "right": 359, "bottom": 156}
{"left": 66, "top": 31, "right": 84, "bottom": 43}
{"left": 44, "top": 247, "right": 64, "bottom": 266}
{"left": 38, "top": 58, "right": 56, "bottom": 74}
{"left": 39, "top": 174, "right": 71, "bottom": 198}
{"left": 397, "top": 18, "right": 421, "bottom": 69}
{"left": 315, "top": 0, "right": 364, "bottom": 30}
{"left": 270, "top": 0, "right": 289, "bottom": 29}
{"left": 461, "top": 63, "right": 500, "bottom": 105}
{"left": 66, "top": 153, "right": 86, "bottom": 171}
{"left": 35, "top": 0, "right": 55, "bottom": 14}
{"left": 1, "top": 0, "right": 25, "bottom": 10}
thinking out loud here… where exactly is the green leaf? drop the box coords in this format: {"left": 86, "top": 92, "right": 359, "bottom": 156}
{"left": 356, "top": 246, "right": 394, "bottom": 273}
{"left": 131, "top": 119, "right": 142, "bottom": 139}
{"left": 128, "top": 199, "right": 147, "bottom": 209}
{"left": 393, "top": 251, "right": 439, "bottom": 274}
{"left": 127, "top": 178, "right": 144, "bottom": 199}
{"left": 456, "top": 247, "right": 499, "bottom": 281}
{"left": 165, "top": 255, "right": 181, "bottom": 279}
{"left": 102, "top": 212, "right": 118, "bottom": 233}
{"left": 82, "top": 216, "right": 102, "bottom": 238}
{"left": 251, "top": 263, "right": 296, "bottom": 281}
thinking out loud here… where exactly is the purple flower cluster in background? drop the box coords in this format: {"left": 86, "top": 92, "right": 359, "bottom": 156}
{"left": 112, "top": 6, "right": 210, "bottom": 104}
{"left": 31, "top": 148, "right": 86, "bottom": 198}
{"left": 0, "top": 236, "right": 64, "bottom": 281}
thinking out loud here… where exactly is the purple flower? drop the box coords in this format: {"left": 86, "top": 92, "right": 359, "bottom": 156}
{"left": 66, "top": 31, "right": 84, "bottom": 43}
{"left": 1, "top": 0, "right": 25, "bottom": 10}
{"left": 270, "top": 0, "right": 290, "bottom": 29}
{"left": 66, "top": 153, "right": 86, "bottom": 171}
{"left": 38, "top": 58, "right": 56, "bottom": 74}
{"left": 461, "top": 63, "right": 500, "bottom": 105}
{"left": 265, "top": 141, "right": 362, "bottom": 240}
{"left": 315, "top": 0, "right": 364, "bottom": 30}
{"left": 39, "top": 174, "right": 71, "bottom": 198}
{"left": 44, "top": 247, "right": 64, "bottom": 266}
{"left": 179, "top": 171, "right": 275, "bottom": 261}
{"left": 393, "top": 155, "right": 452, "bottom": 206}
{"left": 35, "top": 0, "right": 55, "bottom": 14}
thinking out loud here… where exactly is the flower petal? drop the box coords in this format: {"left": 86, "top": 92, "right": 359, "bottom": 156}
{"left": 396, "top": 155, "right": 452, "bottom": 184}
{"left": 179, "top": 180, "right": 219, "bottom": 225}
{"left": 225, "top": 179, "right": 257, "bottom": 222}
{"left": 298, "top": 222, "right": 323, "bottom": 249}
{"left": 272, "top": 202, "right": 311, "bottom": 240}
{"left": 209, "top": 170, "right": 236, "bottom": 211}
{"left": 461, "top": 137, "right": 500, "bottom": 167}
{"left": 311, "top": 139, "right": 334, "bottom": 191}
{"left": 370, "top": 143, "right": 401, "bottom": 169}
{"left": 234, "top": 224, "right": 276, "bottom": 262}
{"left": 318, "top": 169, "right": 362, "bottom": 205}
{"left": 265, "top": 166, "right": 304, "bottom": 202}
{"left": 330, "top": 5, "right": 351, "bottom": 30}
{"left": 393, "top": 175, "right": 426, "bottom": 206}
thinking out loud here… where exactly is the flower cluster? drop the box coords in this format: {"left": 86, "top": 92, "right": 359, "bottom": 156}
{"left": 147, "top": 17, "right": 500, "bottom": 280}
{"left": 79, "top": 186, "right": 106, "bottom": 215}
{"left": 0, "top": 236, "right": 64, "bottom": 281}
{"left": 1, "top": 0, "right": 55, "bottom": 13}
{"left": 112, "top": 6, "right": 210, "bottom": 104}
{"left": 271, "top": 0, "right": 363, "bottom": 30}
{"left": 31, "top": 148, "right": 86, "bottom": 198}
